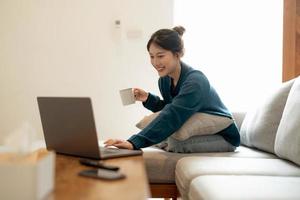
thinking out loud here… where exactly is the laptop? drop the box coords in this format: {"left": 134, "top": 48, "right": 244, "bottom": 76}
{"left": 37, "top": 97, "right": 142, "bottom": 159}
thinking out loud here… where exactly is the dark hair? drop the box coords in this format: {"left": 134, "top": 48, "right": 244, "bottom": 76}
{"left": 147, "top": 26, "right": 185, "bottom": 55}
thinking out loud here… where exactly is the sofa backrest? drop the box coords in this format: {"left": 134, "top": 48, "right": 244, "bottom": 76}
{"left": 240, "top": 78, "right": 295, "bottom": 154}
{"left": 275, "top": 76, "right": 300, "bottom": 166}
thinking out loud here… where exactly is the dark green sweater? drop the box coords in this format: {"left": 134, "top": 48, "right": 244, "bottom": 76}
{"left": 128, "top": 62, "right": 240, "bottom": 149}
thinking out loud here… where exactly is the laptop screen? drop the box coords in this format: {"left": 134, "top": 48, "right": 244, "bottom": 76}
{"left": 37, "top": 97, "right": 101, "bottom": 159}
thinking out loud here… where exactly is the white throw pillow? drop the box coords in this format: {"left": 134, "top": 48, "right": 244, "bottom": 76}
{"left": 136, "top": 112, "right": 233, "bottom": 141}
{"left": 240, "top": 79, "right": 295, "bottom": 153}
{"left": 275, "top": 76, "right": 300, "bottom": 166}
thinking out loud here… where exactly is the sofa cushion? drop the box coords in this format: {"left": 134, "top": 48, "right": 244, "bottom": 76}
{"left": 240, "top": 79, "right": 294, "bottom": 153}
{"left": 136, "top": 112, "right": 233, "bottom": 141}
{"left": 142, "top": 145, "right": 276, "bottom": 183}
{"left": 231, "top": 112, "right": 246, "bottom": 130}
{"left": 275, "top": 76, "right": 300, "bottom": 166}
{"left": 188, "top": 175, "right": 300, "bottom": 200}
{"left": 175, "top": 156, "right": 300, "bottom": 197}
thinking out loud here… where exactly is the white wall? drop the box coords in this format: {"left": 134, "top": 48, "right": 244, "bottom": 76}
{"left": 174, "top": 0, "right": 283, "bottom": 111}
{"left": 0, "top": 0, "right": 174, "bottom": 144}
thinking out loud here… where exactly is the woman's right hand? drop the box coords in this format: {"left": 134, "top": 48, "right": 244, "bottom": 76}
{"left": 133, "top": 88, "right": 149, "bottom": 102}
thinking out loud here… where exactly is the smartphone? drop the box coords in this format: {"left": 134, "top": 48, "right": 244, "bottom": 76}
{"left": 78, "top": 168, "right": 126, "bottom": 180}
{"left": 79, "top": 158, "right": 120, "bottom": 171}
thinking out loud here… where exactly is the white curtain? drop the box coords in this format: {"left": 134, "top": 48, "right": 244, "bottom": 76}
{"left": 174, "top": 0, "right": 283, "bottom": 111}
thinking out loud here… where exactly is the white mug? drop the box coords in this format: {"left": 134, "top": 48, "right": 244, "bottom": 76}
{"left": 119, "top": 88, "right": 135, "bottom": 106}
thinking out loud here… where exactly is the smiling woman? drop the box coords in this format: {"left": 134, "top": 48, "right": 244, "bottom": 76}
{"left": 105, "top": 26, "right": 240, "bottom": 153}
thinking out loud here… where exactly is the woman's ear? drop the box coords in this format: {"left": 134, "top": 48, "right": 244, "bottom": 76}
{"left": 175, "top": 51, "right": 184, "bottom": 59}
{"left": 174, "top": 52, "right": 181, "bottom": 59}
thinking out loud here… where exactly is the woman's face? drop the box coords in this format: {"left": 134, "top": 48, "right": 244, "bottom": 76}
{"left": 148, "top": 43, "right": 180, "bottom": 77}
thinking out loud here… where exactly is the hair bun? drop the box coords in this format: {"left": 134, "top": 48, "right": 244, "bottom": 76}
{"left": 172, "top": 26, "right": 185, "bottom": 36}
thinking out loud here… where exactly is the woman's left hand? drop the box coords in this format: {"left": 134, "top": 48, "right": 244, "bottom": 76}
{"left": 104, "top": 139, "right": 134, "bottom": 150}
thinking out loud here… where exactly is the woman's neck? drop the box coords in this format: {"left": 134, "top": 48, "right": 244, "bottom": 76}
{"left": 169, "top": 61, "right": 181, "bottom": 87}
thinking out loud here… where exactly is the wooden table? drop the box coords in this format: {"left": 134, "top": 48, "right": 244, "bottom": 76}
{"left": 47, "top": 154, "right": 150, "bottom": 200}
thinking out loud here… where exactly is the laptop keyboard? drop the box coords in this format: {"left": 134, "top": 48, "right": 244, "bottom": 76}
{"left": 100, "top": 147, "right": 120, "bottom": 154}
{"left": 98, "top": 146, "right": 142, "bottom": 159}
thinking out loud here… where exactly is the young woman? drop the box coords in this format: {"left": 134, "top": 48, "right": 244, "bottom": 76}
{"left": 105, "top": 26, "right": 240, "bottom": 152}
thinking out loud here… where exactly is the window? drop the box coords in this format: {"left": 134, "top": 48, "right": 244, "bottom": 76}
{"left": 174, "top": 0, "right": 283, "bottom": 111}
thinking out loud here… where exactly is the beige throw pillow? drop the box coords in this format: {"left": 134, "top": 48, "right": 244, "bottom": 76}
{"left": 136, "top": 112, "right": 233, "bottom": 141}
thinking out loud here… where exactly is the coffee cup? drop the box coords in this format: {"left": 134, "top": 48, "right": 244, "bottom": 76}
{"left": 119, "top": 88, "right": 135, "bottom": 106}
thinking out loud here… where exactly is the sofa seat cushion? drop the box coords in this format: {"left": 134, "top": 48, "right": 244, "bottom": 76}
{"left": 142, "top": 145, "right": 275, "bottom": 183}
{"left": 188, "top": 175, "right": 300, "bottom": 200}
{"left": 175, "top": 156, "right": 300, "bottom": 197}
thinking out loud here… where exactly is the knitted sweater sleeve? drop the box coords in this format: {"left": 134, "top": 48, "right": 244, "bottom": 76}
{"left": 142, "top": 92, "right": 166, "bottom": 112}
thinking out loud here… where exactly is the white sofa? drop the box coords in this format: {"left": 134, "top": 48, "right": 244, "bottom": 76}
{"left": 143, "top": 76, "right": 300, "bottom": 199}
